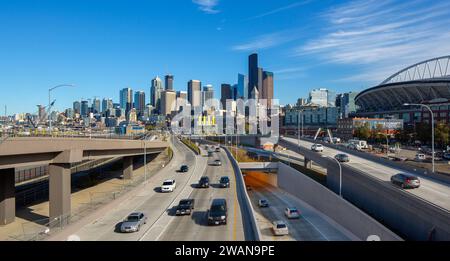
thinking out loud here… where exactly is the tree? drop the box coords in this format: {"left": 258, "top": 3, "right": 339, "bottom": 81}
{"left": 435, "top": 121, "right": 450, "bottom": 148}
{"left": 415, "top": 122, "right": 432, "bottom": 144}
{"left": 354, "top": 122, "right": 371, "bottom": 140}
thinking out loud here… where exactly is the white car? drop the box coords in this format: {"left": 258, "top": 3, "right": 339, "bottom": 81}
{"left": 311, "top": 144, "right": 324, "bottom": 152}
{"left": 272, "top": 221, "right": 289, "bottom": 236}
{"left": 161, "top": 179, "right": 176, "bottom": 193}
{"left": 285, "top": 207, "right": 301, "bottom": 219}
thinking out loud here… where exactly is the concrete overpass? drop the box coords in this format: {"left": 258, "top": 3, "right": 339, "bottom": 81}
{"left": 0, "top": 137, "right": 168, "bottom": 225}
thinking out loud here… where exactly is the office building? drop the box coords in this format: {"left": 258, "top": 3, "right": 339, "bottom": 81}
{"left": 338, "top": 92, "right": 359, "bottom": 118}
{"left": 161, "top": 90, "right": 177, "bottom": 116}
{"left": 81, "top": 100, "right": 89, "bottom": 117}
{"left": 248, "top": 53, "right": 259, "bottom": 99}
{"left": 120, "top": 88, "right": 133, "bottom": 115}
{"left": 134, "top": 91, "right": 146, "bottom": 117}
{"left": 237, "top": 74, "right": 248, "bottom": 100}
{"left": 92, "top": 98, "right": 101, "bottom": 114}
{"left": 65, "top": 108, "right": 74, "bottom": 119}
{"left": 308, "top": 88, "right": 331, "bottom": 107}
{"left": 73, "top": 101, "right": 81, "bottom": 115}
{"left": 262, "top": 71, "right": 274, "bottom": 108}
{"left": 188, "top": 80, "right": 202, "bottom": 108}
{"left": 151, "top": 76, "right": 163, "bottom": 114}
{"left": 102, "top": 98, "right": 113, "bottom": 114}
{"left": 202, "top": 85, "right": 214, "bottom": 107}
{"left": 176, "top": 91, "right": 188, "bottom": 112}
{"left": 165, "top": 75, "right": 174, "bottom": 91}
{"left": 221, "top": 84, "right": 233, "bottom": 109}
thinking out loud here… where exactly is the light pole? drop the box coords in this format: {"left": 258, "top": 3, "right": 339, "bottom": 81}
{"left": 324, "top": 155, "right": 343, "bottom": 197}
{"left": 404, "top": 103, "right": 435, "bottom": 173}
{"left": 48, "top": 84, "right": 75, "bottom": 135}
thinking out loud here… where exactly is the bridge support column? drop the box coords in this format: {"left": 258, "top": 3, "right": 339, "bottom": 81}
{"left": 49, "top": 163, "right": 71, "bottom": 223}
{"left": 0, "top": 168, "right": 15, "bottom": 225}
{"left": 123, "top": 156, "right": 133, "bottom": 180}
{"left": 304, "top": 157, "right": 312, "bottom": 169}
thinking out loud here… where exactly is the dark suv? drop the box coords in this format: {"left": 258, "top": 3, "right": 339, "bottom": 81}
{"left": 207, "top": 199, "right": 228, "bottom": 225}
{"left": 176, "top": 199, "right": 195, "bottom": 216}
{"left": 391, "top": 173, "right": 421, "bottom": 189}
{"left": 198, "top": 176, "right": 210, "bottom": 188}
{"left": 179, "top": 165, "right": 189, "bottom": 173}
{"left": 219, "top": 176, "right": 230, "bottom": 188}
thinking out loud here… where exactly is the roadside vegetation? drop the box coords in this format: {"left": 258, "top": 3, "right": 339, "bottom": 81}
{"left": 181, "top": 138, "right": 200, "bottom": 155}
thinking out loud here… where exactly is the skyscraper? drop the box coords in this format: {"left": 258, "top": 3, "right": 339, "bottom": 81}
{"left": 102, "top": 98, "right": 113, "bottom": 113}
{"left": 161, "top": 90, "right": 177, "bottom": 116}
{"left": 120, "top": 88, "right": 133, "bottom": 115}
{"left": 202, "top": 85, "right": 214, "bottom": 107}
{"left": 308, "top": 88, "right": 330, "bottom": 107}
{"left": 237, "top": 74, "right": 248, "bottom": 100}
{"left": 134, "top": 91, "right": 146, "bottom": 117}
{"left": 221, "top": 84, "right": 233, "bottom": 109}
{"left": 81, "top": 100, "right": 89, "bottom": 116}
{"left": 73, "top": 101, "right": 81, "bottom": 115}
{"left": 92, "top": 98, "right": 101, "bottom": 114}
{"left": 262, "top": 71, "right": 274, "bottom": 108}
{"left": 165, "top": 75, "right": 174, "bottom": 91}
{"left": 176, "top": 91, "right": 188, "bottom": 112}
{"left": 248, "top": 53, "right": 259, "bottom": 99}
{"left": 188, "top": 80, "right": 202, "bottom": 108}
{"left": 151, "top": 76, "right": 163, "bottom": 114}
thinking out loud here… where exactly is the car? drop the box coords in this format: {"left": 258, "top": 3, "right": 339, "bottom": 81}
{"left": 211, "top": 159, "right": 222, "bottom": 166}
{"left": 179, "top": 165, "right": 189, "bottom": 173}
{"left": 258, "top": 199, "right": 269, "bottom": 208}
{"left": 215, "top": 147, "right": 221, "bottom": 152}
{"left": 272, "top": 221, "right": 289, "bottom": 236}
{"left": 219, "top": 176, "right": 230, "bottom": 188}
{"left": 391, "top": 173, "right": 421, "bottom": 189}
{"left": 120, "top": 212, "right": 147, "bottom": 233}
{"left": 285, "top": 207, "right": 301, "bottom": 219}
{"left": 161, "top": 179, "right": 176, "bottom": 192}
{"left": 444, "top": 153, "right": 450, "bottom": 160}
{"left": 415, "top": 153, "right": 426, "bottom": 161}
{"left": 198, "top": 176, "right": 210, "bottom": 188}
{"left": 207, "top": 199, "right": 228, "bottom": 225}
{"left": 311, "top": 144, "right": 324, "bottom": 152}
{"left": 335, "top": 154, "right": 350, "bottom": 163}
{"left": 176, "top": 199, "right": 195, "bottom": 216}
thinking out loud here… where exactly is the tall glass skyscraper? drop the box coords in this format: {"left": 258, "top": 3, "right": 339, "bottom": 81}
{"left": 165, "top": 75, "right": 174, "bottom": 91}
{"left": 248, "top": 53, "right": 259, "bottom": 99}
{"left": 188, "top": 80, "right": 202, "bottom": 108}
{"left": 151, "top": 76, "right": 163, "bottom": 114}
{"left": 120, "top": 88, "right": 133, "bottom": 115}
{"left": 134, "top": 91, "right": 146, "bottom": 117}
{"left": 237, "top": 74, "right": 248, "bottom": 100}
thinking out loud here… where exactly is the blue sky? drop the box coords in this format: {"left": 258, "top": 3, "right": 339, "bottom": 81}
{"left": 1, "top": 0, "right": 450, "bottom": 114}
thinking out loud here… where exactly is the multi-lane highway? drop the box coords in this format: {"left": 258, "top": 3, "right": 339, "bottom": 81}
{"left": 281, "top": 137, "right": 450, "bottom": 211}
{"left": 158, "top": 147, "right": 245, "bottom": 241}
{"left": 51, "top": 138, "right": 244, "bottom": 241}
{"left": 245, "top": 176, "right": 356, "bottom": 241}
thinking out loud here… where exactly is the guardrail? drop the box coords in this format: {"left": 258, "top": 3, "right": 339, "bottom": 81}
{"left": 222, "top": 146, "right": 261, "bottom": 241}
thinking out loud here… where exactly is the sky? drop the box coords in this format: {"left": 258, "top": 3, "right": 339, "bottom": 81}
{"left": 1, "top": 0, "right": 450, "bottom": 114}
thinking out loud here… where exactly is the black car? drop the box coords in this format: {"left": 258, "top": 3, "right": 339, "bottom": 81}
{"left": 179, "top": 165, "right": 189, "bottom": 173}
{"left": 219, "top": 176, "right": 230, "bottom": 188}
{"left": 176, "top": 199, "right": 195, "bottom": 216}
{"left": 391, "top": 173, "right": 421, "bottom": 189}
{"left": 198, "top": 176, "right": 210, "bottom": 188}
{"left": 207, "top": 199, "right": 228, "bottom": 225}
{"left": 335, "top": 154, "right": 350, "bottom": 163}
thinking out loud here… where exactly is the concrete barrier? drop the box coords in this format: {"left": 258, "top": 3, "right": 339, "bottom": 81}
{"left": 222, "top": 146, "right": 261, "bottom": 241}
{"left": 277, "top": 163, "right": 402, "bottom": 241}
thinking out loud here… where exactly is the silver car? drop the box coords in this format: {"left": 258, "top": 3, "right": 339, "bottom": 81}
{"left": 120, "top": 212, "right": 147, "bottom": 233}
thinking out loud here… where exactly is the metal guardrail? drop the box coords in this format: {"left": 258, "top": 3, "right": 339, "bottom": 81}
{"left": 222, "top": 146, "right": 261, "bottom": 241}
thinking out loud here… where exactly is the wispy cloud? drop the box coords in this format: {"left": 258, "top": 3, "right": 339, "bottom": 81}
{"left": 246, "top": 0, "right": 313, "bottom": 21}
{"left": 273, "top": 67, "right": 307, "bottom": 80}
{"left": 193, "top": 0, "right": 220, "bottom": 14}
{"left": 232, "top": 30, "right": 303, "bottom": 52}
{"left": 295, "top": 0, "right": 450, "bottom": 84}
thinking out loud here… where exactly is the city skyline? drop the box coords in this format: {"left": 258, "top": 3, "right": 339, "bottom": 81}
{"left": 2, "top": 0, "right": 450, "bottom": 115}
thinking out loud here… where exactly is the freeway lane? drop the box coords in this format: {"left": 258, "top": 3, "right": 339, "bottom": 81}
{"left": 157, "top": 148, "right": 245, "bottom": 241}
{"left": 282, "top": 137, "right": 450, "bottom": 211}
{"left": 67, "top": 137, "right": 207, "bottom": 241}
{"left": 245, "top": 176, "right": 356, "bottom": 241}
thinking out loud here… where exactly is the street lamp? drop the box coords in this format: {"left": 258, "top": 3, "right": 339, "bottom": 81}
{"left": 48, "top": 84, "right": 75, "bottom": 135}
{"left": 323, "top": 155, "right": 343, "bottom": 197}
{"left": 403, "top": 103, "right": 435, "bottom": 173}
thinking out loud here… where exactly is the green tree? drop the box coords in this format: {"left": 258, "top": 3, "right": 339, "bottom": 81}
{"left": 354, "top": 122, "right": 371, "bottom": 140}
{"left": 415, "top": 122, "right": 432, "bottom": 144}
{"left": 435, "top": 121, "right": 450, "bottom": 148}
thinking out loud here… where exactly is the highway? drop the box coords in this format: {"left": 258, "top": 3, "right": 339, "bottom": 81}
{"left": 245, "top": 176, "right": 356, "bottom": 241}
{"left": 281, "top": 137, "right": 450, "bottom": 211}
{"left": 53, "top": 138, "right": 245, "bottom": 241}
{"left": 157, "top": 147, "right": 245, "bottom": 241}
